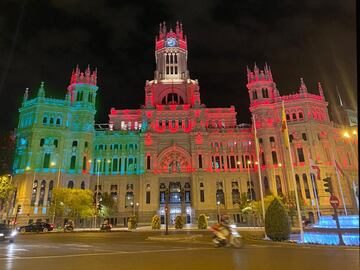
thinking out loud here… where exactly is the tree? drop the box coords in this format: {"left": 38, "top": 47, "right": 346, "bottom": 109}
{"left": 128, "top": 215, "right": 137, "bottom": 230}
{"left": 99, "top": 192, "right": 117, "bottom": 219}
{"left": 175, "top": 215, "right": 183, "bottom": 229}
{"left": 49, "top": 188, "right": 94, "bottom": 221}
{"left": 151, "top": 215, "right": 161, "bottom": 229}
{"left": 197, "top": 214, "right": 208, "bottom": 229}
{"left": 0, "top": 131, "right": 15, "bottom": 175}
{"left": 265, "top": 197, "right": 290, "bottom": 241}
{"left": 0, "top": 174, "right": 13, "bottom": 201}
{"left": 0, "top": 174, "right": 14, "bottom": 213}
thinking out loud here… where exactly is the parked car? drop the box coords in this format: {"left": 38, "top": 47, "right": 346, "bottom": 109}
{"left": 17, "top": 222, "right": 54, "bottom": 233}
{"left": 0, "top": 224, "right": 17, "bottom": 243}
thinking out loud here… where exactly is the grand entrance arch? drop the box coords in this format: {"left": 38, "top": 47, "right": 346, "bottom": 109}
{"left": 157, "top": 146, "right": 193, "bottom": 224}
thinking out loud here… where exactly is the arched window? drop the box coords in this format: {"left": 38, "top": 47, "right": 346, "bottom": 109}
{"left": 200, "top": 182, "right": 204, "bottom": 188}
{"left": 276, "top": 175, "right": 282, "bottom": 196}
{"left": 47, "top": 180, "right": 53, "bottom": 205}
{"left": 247, "top": 188, "right": 256, "bottom": 201}
{"left": 299, "top": 112, "right": 304, "bottom": 119}
{"left": 54, "top": 139, "right": 58, "bottom": 148}
{"left": 292, "top": 113, "right": 297, "bottom": 120}
{"left": 72, "top": 141, "right": 78, "bottom": 147}
{"left": 216, "top": 189, "right": 225, "bottom": 205}
{"left": 70, "top": 156, "right": 76, "bottom": 170}
{"left": 30, "top": 180, "right": 38, "bottom": 206}
{"left": 82, "top": 156, "right": 87, "bottom": 170}
{"left": 264, "top": 176, "right": 270, "bottom": 195}
{"left": 286, "top": 114, "right": 290, "bottom": 121}
{"left": 81, "top": 181, "right": 85, "bottom": 190}
{"left": 302, "top": 174, "right": 311, "bottom": 199}
{"left": 269, "top": 136, "right": 275, "bottom": 143}
{"left": 56, "top": 118, "right": 61, "bottom": 125}
{"left": 67, "top": 180, "right": 74, "bottom": 189}
{"left": 43, "top": 117, "right": 48, "bottom": 124}
{"left": 40, "top": 138, "right": 45, "bottom": 147}
{"left": 125, "top": 191, "right": 134, "bottom": 208}
{"left": 38, "top": 180, "right": 46, "bottom": 206}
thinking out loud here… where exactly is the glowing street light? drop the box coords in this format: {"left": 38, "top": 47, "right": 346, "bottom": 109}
{"left": 343, "top": 131, "right": 350, "bottom": 138}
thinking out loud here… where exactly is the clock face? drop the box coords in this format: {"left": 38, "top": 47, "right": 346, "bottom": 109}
{"left": 166, "top": 38, "right": 177, "bottom": 47}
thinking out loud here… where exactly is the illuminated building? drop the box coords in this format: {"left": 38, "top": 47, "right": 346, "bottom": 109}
{"left": 9, "top": 22, "right": 358, "bottom": 226}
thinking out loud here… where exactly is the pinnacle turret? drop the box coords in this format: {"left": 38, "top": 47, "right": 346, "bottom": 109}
{"left": 246, "top": 63, "right": 274, "bottom": 83}
{"left": 23, "top": 88, "right": 29, "bottom": 103}
{"left": 318, "top": 82, "right": 324, "bottom": 100}
{"left": 69, "top": 65, "right": 97, "bottom": 86}
{"left": 299, "top": 78, "right": 308, "bottom": 94}
{"left": 37, "top": 82, "right": 45, "bottom": 97}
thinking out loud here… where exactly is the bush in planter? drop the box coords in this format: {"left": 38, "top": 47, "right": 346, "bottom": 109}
{"left": 197, "top": 214, "right": 208, "bottom": 229}
{"left": 175, "top": 215, "right": 184, "bottom": 229}
{"left": 151, "top": 215, "right": 161, "bottom": 230}
{"left": 127, "top": 215, "right": 137, "bottom": 230}
{"left": 265, "top": 197, "right": 290, "bottom": 241}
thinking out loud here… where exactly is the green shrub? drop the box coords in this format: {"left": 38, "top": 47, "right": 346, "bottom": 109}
{"left": 265, "top": 197, "right": 290, "bottom": 241}
{"left": 127, "top": 215, "right": 137, "bottom": 230}
{"left": 197, "top": 214, "right": 208, "bottom": 229}
{"left": 175, "top": 215, "right": 183, "bottom": 229}
{"left": 151, "top": 215, "right": 161, "bottom": 230}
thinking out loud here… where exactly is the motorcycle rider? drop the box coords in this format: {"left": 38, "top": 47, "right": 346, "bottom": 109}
{"left": 219, "top": 215, "right": 231, "bottom": 244}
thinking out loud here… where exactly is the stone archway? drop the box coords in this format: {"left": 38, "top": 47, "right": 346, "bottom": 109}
{"left": 157, "top": 146, "right": 192, "bottom": 173}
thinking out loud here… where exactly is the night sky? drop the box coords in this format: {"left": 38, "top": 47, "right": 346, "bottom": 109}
{"left": 0, "top": 0, "right": 357, "bottom": 131}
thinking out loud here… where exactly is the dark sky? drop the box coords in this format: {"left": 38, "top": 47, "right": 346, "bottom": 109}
{"left": 0, "top": 0, "right": 357, "bottom": 130}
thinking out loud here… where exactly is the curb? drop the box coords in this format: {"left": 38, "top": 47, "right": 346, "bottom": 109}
{"left": 246, "top": 236, "right": 360, "bottom": 250}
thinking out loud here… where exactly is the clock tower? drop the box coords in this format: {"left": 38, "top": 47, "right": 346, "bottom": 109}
{"left": 154, "top": 21, "right": 189, "bottom": 82}
{"left": 144, "top": 21, "right": 201, "bottom": 108}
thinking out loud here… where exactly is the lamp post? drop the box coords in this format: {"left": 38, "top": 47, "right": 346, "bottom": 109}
{"left": 95, "top": 159, "right": 101, "bottom": 228}
{"left": 247, "top": 160, "right": 252, "bottom": 200}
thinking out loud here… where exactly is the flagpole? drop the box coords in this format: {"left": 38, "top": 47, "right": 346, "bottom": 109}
{"left": 310, "top": 172, "right": 321, "bottom": 219}
{"left": 252, "top": 115, "right": 266, "bottom": 231}
{"left": 333, "top": 159, "right": 347, "bottom": 215}
{"left": 282, "top": 101, "right": 304, "bottom": 242}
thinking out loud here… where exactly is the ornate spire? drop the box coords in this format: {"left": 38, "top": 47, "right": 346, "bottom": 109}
{"left": 318, "top": 82, "right": 324, "bottom": 99}
{"left": 299, "top": 78, "right": 307, "bottom": 93}
{"left": 37, "top": 81, "right": 45, "bottom": 97}
{"left": 68, "top": 65, "right": 97, "bottom": 86}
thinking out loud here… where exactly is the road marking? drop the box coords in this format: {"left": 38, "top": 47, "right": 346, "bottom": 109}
{"left": 0, "top": 247, "right": 215, "bottom": 261}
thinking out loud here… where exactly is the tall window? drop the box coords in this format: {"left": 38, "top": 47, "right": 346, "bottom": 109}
{"left": 146, "top": 191, "right": 151, "bottom": 204}
{"left": 200, "top": 190, "right": 205, "bottom": 202}
{"left": 30, "top": 180, "right": 38, "bottom": 206}
{"left": 303, "top": 174, "right": 311, "bottom": 199}
{"left": 264, "top": 176, "right": 270, "bottom": 195}
{"left": 43, "top": 153, "right": 50, "bottom": 168}
{"left": 271, "top": 151, "right": 278, "bottom": 164}
{"left": 47, "top": 180, "right": 53, "bottom": 205}
{"left": 297, "top": 147, "right": 305, "bottom": 162}
{"left": 82, "top": 156, "right": 87, "bottom": 170}
{"left": 146, "top": 156, "right": 151, "bottom": 170}
{"left": 276, "top": 176, "right": 282, "bottom": 196}
{"left": 295, "top": 174, "right": 302, "bottom": 198}
{"left": 125, "top": 192, "right": 134, "bottom": 208}
{"left": 81, "top": 181, "right": 85, "bottom": 190}
{"left": 38, "top": 180, "right": 46, "bottom": 206}
{"left": 72, "top": 141, "right": 78, "bottom": 147}
{"left": 216, "top": 189, "right": 225, "bottom": 205}
{"left": 232, "top": 189, "right": 240, "bottom": 205}
{"left": 252, "top": 91, "right": 258, "bottom": 100}
{"left": 70, "top": 156, "right": 76, "bottom": 170}
{"left": 198, "top": 155, "right": 203, "bottom": 169}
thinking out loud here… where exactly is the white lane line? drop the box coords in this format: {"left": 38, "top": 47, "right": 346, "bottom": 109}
{"left": 0, "top": 247, "right": 215, "bottom": 261}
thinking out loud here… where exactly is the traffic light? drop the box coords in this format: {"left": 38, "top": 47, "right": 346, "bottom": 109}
{"left": 323, "top": 177, "right": 333, "bottom": 194}
{"left": 16, "top": 205, "right": 21, "bottom": 213}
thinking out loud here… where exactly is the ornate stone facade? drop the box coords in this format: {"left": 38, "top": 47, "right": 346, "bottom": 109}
{"left": 8, "top": 22, "right": 358, "bottom": 226}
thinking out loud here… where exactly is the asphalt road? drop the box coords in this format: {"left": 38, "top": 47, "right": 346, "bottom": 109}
{"left": 0, "top": 231, "right": 358, "bottom": 270}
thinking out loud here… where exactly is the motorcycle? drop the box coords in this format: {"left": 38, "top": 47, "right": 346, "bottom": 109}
{"left": 64, "top": 221, "right": 74, "bottom": 232}
{"left": 210, "top": 223, "right": 243, "bottom": 248}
